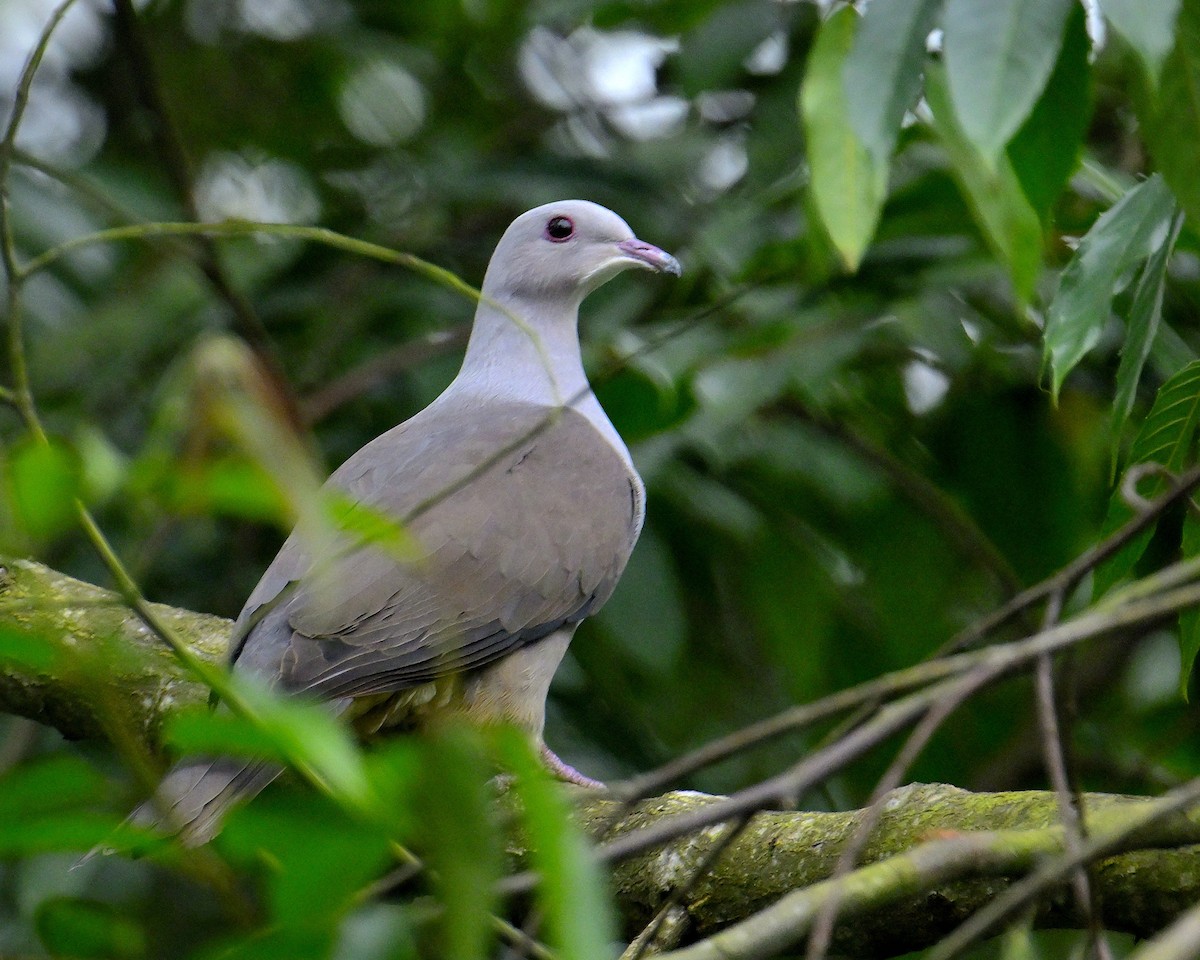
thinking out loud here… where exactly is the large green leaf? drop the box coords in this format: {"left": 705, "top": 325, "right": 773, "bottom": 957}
{"left": 1100, "top": 0, "right": 1182, "bottom": 84}
{"left": 0, "top": 813, "right": 126, "bottom": 855}
{"left": 943, "top": 0, "right": 1075, "bottom": 162}
{"left": 1178, "top": 511, "right": 1200, "bottom": 699}
{"left": 1142, "top": 0, "right": 1200, "bottom": 225}
{"left": 0, "top": 755, "right": 109, "bottom": 819}
{"left": 167, "top": 678, "right": 375, "bottom": 816}
{"left": 1044, "top": 174, "right": 1176, "bottom": 399}
{"left": 36, "top": 898, "right": 145, "bottom": 960}
{"left": 925, "top": 63, "right": 1042, "bottom": 303}
{"left": 6, "top": 438, "right": 80, "bottom": 544}
{"left": 218, "top": 789, "right": 393, "bottom": 936}
{"left": 1095, "top": 360, "right": 1200, "bottom": 595}
{"left": 1112, "top": 209, "right": 1183, "bottom": 471}
{"left": 843, "top": 0, "right": 944, "bottom": 167}
{"left": 802, "top": 6, "right": 887, "bottom": 271}
{"left": 414, "top": 730, "right": 502, "bottom": 960}
{"left": 1006, "top": 4, "right": 1092, "bottom": 222}
{"left": 496, "top": 731, "right": 614, "bottom": 960}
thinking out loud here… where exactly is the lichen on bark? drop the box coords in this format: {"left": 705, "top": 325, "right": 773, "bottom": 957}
{"left": 3, "top": 555, "right": 1200, "bottom": 957}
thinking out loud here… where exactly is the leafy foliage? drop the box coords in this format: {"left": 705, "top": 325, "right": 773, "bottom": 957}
{"left": 5, "top": 0, "right": 1200, "bottom": 957}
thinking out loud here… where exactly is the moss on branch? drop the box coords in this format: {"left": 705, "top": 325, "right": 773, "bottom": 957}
{"left": 576, "top": 787, "right": 1200, "bottom": 955}
{"left": 2, "top": 556, "right": 1199, "bottom": 956}
{"left": 0, "top": 557, "right": 229, "bottom": 742}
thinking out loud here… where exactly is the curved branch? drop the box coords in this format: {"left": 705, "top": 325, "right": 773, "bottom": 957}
{"left": 2, "top": 557, "right": 1200, "bottom": 957}
{"left": 577, "top": 786, "right": 1200, "bottom": 957}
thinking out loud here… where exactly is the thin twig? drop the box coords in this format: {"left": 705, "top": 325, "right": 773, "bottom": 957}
{"left": 300, "top": 325, "right": 471, "bottom": 424}
{"left": 583, "top": 582, "right": 1200, "bottom": 874}
{"left": 940, "top": 464, "right": 1200, "bottom": 654}
{"left": 660, "top": 779, "right": 1200, "bottom": 960}
{"left": 493, "top": 915, "right": 557, "bottom": 960}
{"left": 620, "top": 903, "right": 691, "bottom": 960}
{"left": 0, "top": 0, "right": 81, "bottom": 444}
{"left": 803, "top": 669, "right": 992, "bottom": 960}
{"left": 1125, "top": 898, "right": 1200, "bottom": 960}
{"left": 623, "top": 818, "right": 752, "bottom": 960}
{"left": 1033, "top": 592, "right": 1110, "bottom": 960}
{"left": 924, "top": 777, "right": 1200, "bottom": 960}
{"left": 110, "top": 0, "right": 275, "bottom": 355}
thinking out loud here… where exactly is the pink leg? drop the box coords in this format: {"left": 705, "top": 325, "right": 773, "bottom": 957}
{"left": 540, "top": 744, "right": 606, "bottom": 790}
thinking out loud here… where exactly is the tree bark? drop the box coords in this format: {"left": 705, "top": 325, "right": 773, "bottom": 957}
{"left": 2, "top": 556, "right": 1198, "bottom": 957}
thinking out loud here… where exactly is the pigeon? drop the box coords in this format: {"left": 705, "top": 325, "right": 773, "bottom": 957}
{"left": 146, "top": 200, "right": 681, "bottom": 844}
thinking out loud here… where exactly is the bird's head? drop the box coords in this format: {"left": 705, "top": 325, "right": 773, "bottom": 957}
{"left": 482, "top": 199, "right": 681, "bottom": 304}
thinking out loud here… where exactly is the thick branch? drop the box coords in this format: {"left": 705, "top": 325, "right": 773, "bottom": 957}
{"left": 2, "top": 557, "right": 1199, "bottom": 956}
{"left": 572, "top": 787, "right": 1200, "bottom": 957}
{"left": 0, "top": 557, "right": 228, "bottom": 742}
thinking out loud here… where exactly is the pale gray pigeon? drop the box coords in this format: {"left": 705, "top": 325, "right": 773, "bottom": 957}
{"left": 145, "top": 200, "right": 681, "bottom": 845}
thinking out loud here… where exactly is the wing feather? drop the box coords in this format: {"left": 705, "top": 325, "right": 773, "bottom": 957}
{"left": 231, "top": 400, "right": 639, "bottom": 700}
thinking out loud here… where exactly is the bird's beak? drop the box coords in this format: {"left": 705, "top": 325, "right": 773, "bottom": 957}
{"left": 617, "top": 238, "right": 682, "bottom": 277}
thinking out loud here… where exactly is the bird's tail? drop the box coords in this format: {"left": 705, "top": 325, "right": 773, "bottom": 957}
{"left": 131, "top": 757, "right": 283, "bottom": 848}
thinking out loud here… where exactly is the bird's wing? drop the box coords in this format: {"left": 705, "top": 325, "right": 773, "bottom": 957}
{"left": 230, "top": 400, "right": 641, "bottom": 700}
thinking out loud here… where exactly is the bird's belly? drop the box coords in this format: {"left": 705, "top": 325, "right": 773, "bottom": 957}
{"left": 345, "top": 627, "right": 573, "bottom": 739}
{"left": 348, "top": 676, "right": 461, "bottom": 737}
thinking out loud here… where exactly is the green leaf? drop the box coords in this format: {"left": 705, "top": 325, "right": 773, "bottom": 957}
{"left": 925, "top": 63, "right": 1043, "bottom": 303}
{"left": 0, "top": 812, "right": 127, "bottom": 855}
{"left": 7, "top": 438, "right": 80, "bottom": 542}
{"left": 495, "top": 731, "right": 614, "bottom": 960}
{"left": 1142, "top": 0, "right": 1200, "bottom": 224}
{"left": 36, "top": 898, "right": 145, "bottom": 960}
{"left": 167, "top": 679, "right": 374, "bottom": 816}
{"left": 1112, "top": 210, "right": 1184, "bottom": 471}
{"left": 1123, "top": 361, "right": 1200, "bottom": 479}
{"left": 322, "top": 490, "right": 422, "bottom": 563}
{"left": 594, "top": 365, "right": 691, "bottom": 443}
{"left": 415, "top": 729, "right": 502, "bottom": 960}
{"left": 843, "top": 0, "right": 944, "bottom": 167}
{"left": 1006, "top": 4, "right": 1092, "bottom": 221}
{"left": 943, "top": 0, "right": 1075, "bottom": 161}
{"left": 196, "top": 928, "right": 334, "bottom": 960}
{"left": 199, "top": 459, "right": 290, "bottom": 525}
{"left": 1095, "top": 360, "right": 1200, "bottom": 595}
{"left": 219, "top": 789, "right": 392, "bottom": 932}
{"left": 802, "top": 6, "right": 887, "bottom": 271}
{"left": 0, "top": 755, "right": 109, "bottom": 819}
{"left": 1179, "top": 510, "right": 1200, "bottom": 699}
{"left": 1100, "top": 0, "right": 1182, "bottom": 84}
{"left": 1044, "top": 174, "right": 1176, "bottom": 399}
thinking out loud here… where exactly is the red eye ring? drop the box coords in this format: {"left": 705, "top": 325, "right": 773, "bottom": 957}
{"left": 545, "top": 216, "right": 574, "bottom": 242}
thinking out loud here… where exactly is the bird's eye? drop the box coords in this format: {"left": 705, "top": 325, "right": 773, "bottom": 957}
{"left": 545, "top": 216, "right": 574, "bottom": 242}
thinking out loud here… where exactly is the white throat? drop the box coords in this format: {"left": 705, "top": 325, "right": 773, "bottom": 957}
{"left": 451, "top": 296, "right": 587, "bottom": 405}
{"left": 442, "top": 294, "right": 632, "bottom": 464}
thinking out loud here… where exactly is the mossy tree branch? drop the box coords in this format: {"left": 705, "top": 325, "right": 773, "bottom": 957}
{"left": 2, "top": 556, "right": 1199, "bottom": 957}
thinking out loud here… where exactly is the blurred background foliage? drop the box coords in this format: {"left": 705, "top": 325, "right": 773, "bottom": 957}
{"left": 2, "top": 0, "right": 1200, "bottom": 956}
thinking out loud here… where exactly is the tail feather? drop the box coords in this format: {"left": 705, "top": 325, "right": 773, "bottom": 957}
{"left": 133, "top": 758, "right": 283, "bottom": 847}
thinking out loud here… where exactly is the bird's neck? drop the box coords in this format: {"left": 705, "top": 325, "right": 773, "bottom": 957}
{"left": 450, "top": 293, "right": 591, "bottom": 408}
{"left": 444, "top": 292, "right": 633, "bottom": 467}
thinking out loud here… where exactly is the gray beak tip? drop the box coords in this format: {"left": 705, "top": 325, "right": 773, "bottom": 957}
{"left": 618, "top": 238, "right": 683, "bottom": 278}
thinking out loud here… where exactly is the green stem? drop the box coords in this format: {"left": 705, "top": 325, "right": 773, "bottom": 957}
{"left": 18, "top": 220, "right": 482, "bottom": 300}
